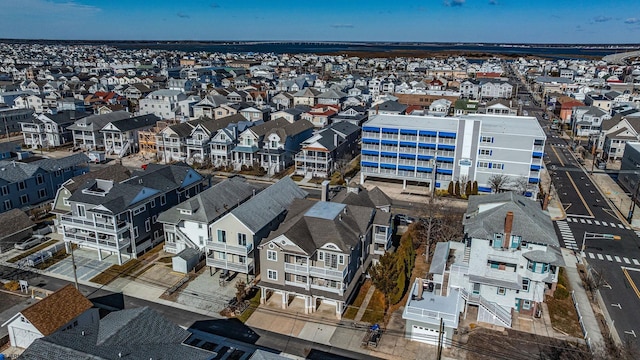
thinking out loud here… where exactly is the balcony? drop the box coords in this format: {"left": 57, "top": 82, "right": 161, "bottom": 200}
{"left": 64, "top": 231, "right": 129, "bottom": 250}
{"left": 60, "top": 215, "right": 127, "bottom": 234}
{"left": 205, "top": 240, "right": 254, "bottom": 255}
{"left": 310, "top": 279, "right": 345, "bottom": 295}
{"left": 309, "top": 265, "right": 347, "bottom": 281}
{"left": 164, "top": 242, "right": 178, "bottom": 254}
{"left": 206, "top": 256, "right": 254, "bottom": 274}
{"left": 374, "top": 232, "right": 390, "bottom": 244}
{"left": 285, "top": 262, "right": 309, "bottom": 275}
{"left": 186, "top": 138, "right": 209, "bottom": 146}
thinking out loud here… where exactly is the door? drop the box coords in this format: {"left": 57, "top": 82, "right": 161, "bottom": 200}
{"left": 410, "top": 325, "right": 445, "bottom": 346}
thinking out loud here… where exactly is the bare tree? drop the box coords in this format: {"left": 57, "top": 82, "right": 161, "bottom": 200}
{"left": 513, "top": 176, "right": 530, "bottom": 196}
{"left": 585, "top": 266, "right": 608, "bottom": 301}
{"left": 488, "top": 174, "right": 510, "bottom": 193}
{"left": 333, "top": 153, "right": 353, "bottom": 183}
{"left": 458, "top": 174, "right": 469, "bottom": 196}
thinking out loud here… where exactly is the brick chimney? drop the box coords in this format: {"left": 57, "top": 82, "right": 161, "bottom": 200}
{"left": 503, "top": 211, "right": 514, "bottom": 249}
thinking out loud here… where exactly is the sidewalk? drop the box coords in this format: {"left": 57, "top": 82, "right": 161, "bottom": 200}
{"left": 560, "top": 248, "right": 605, "bottom": 351}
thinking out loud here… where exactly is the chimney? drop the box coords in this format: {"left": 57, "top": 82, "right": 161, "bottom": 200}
{"left": 321, "top": 180, "right": 330, "bottom": 202}
{"left": 416, "top": 278, "right": 424, "bottom": 300}
{"left": 333, "top": 133, "right": 338, "bottom": 147}
{"left": 503, "top": 211, "right": 514, "bottom": 249}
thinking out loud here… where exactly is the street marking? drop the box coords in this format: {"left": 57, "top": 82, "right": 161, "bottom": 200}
{"left": 565, "top": 171, "right": 594, "bottom": 218}
{"left": 603, "top": 222, "right": 609, "bottom": 227}
{"left": 587, "top": 219, "right": 592, "bottom": 224}
{"left": 589, "top": 253, "right": 595, "bottom": 259}
{"left": 624, "top": 330, "right": 637, "bottom": 338}
{"left": 598, "top": 254, "right": 604, "bottom": 260}
{"left": 622, "top": 267, "right": 640, "bottom": 301}
{"left": 612, "top": 303, "right": 622, "bottom": 309}
{"left": 595, "top": 220, "right": 601, "bottom": 225}
{"left": 606, "top": 255, "right": 613, "bottom": 261}
{"left": 624, "top": 258, "right": 631, "bottom": 264}
{"left": 634, "top": 259, "right": 640, "bottom": 266}
{"left": 615, "top": 256, "right": 622, "bottom": 262}
{"left": 580, "top": 219, "right": 586, "bottom": 224}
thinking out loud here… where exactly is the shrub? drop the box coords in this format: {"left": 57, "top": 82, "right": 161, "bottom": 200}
{"left": 4, "top": 281, "right": 19, "bottom": 291}
{"left": 554, "top": 284, "right": 570, "bottom": 300}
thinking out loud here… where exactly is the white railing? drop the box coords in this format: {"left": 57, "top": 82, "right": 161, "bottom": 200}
{"left": 309, "top": 266, "right": 347, "bottom": 281}
{"left": 173, "top": 226, "right": 200, "bottom": 250}
{"left": 310, "top": 282, "right": 345, "bottom": 295}
{"left": 404, "top": 306, "right": 458, "bottom": 324}
{"left": 64, "top": 232, "right": 129, "bottom": 250}
{"left": 460, "top": 288, "right": 511, "bottom": 327}
{"left": 186, "top": 138, "right": 209, "bottom": 146}
{"left": 284, "top": 262, "right": 308, "bottom": 274}
{"left": 205, "top": 256, "right": 253, "bottom": 273}
{"left": 163, "top": 242, "right": 178, "bottom": 254}
{"left": 374, "top": 233, "right": 389, "bottom": 244}
{"left": 118, "top": 140, "right": 131, "bottom": 158}
{"left": 60, "top": 215, "right": 125, "bottom": 233}
{"left": 206, "top": 239, "right": 253, "bottom": 254}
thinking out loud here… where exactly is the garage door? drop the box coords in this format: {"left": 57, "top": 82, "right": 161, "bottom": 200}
{"left": 410, "top": 325, "right": 444, "bottom": 346}
{"left": 12, "top": 327, "right": 41, "bottom": 349}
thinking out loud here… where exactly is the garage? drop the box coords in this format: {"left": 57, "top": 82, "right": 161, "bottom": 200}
{"left": 11, "top": 326, "right": 41, "bottom": 349}
{"left": 410, "top": 325, "right": 444, "bottom": 346}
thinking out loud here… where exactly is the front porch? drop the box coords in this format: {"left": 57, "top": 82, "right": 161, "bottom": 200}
{"left": 259, "top": 287, "right": 344, "bottom": 319}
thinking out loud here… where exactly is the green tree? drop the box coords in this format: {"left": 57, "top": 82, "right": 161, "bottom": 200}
{"left": 369, "top": 252, "right": 399, "bottom": 315}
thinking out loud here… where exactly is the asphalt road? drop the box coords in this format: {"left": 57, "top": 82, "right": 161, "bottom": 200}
{"left": 508, "top": 65, "right": 640, "bottom": 350}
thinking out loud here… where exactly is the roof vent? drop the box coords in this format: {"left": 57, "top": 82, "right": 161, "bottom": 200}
{"left": 81, "top": 331, "right": 85, "bottom": 336}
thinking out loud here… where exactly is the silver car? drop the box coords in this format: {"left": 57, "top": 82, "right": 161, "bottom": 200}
{"left": 14, "top": 237, "right": 43, "bottom": 250}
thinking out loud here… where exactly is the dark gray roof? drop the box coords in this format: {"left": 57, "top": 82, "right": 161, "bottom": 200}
{"left": 0, "top": 209, "right": 34, "bottom": 240}
{"left": 0, "top": 154, "right": 88, "bottom": 183}
{"left": 41, "top": 111, "right": 89, "bottom": 125}
{"left": 66, "top": 111, "right": 131, "bottom": 132}
{"left": 103, "top": 114, "right": 160, "bottom": 132}
{"left": 522, "top": 248, "right": 565, "bottom": 266}
{"left": 157, "top": 176, "right": 256, "bottom": 225}
{"left": 33, "top": 153, "right": 89, "bottom": 172}
{"left": 375, "top": 100, "right": 408, "bottom": 113}
{"left": 429, "top": 242, "right": 450, "bottom": 275}
{"left": 18, "top": 307, "right": 212, "bottom": 360}
{"left": 464, "top": 192, "right": 559, "bottom": 247}
{"left": 231, "top": 177, "right": 307, "bottom": 233}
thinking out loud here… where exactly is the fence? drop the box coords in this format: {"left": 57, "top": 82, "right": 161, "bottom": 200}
{"left": 16, "top": 243, "right": 65, "bottom": 268}
{"left": 571, "top": 290, "right": 592, "bottom": 351}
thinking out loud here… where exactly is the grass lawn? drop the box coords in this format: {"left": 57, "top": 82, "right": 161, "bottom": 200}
{"left": 546, "top": 268, "right": 582, "bottom": 337}
{"left": 8, "top": 239, "right": 58, "bottom": 263}
{"left": 236, "top": 289, "right": 261, "bottom": 323}
{"left": 343, "top": 281, "right": 372, "bottom": 320}
{"left": 90, "top": 259, "right": 143, "bottom": 285}
{"left": 35, "top": 247, "right": 70, "bottom": 270}
{"left": 360, "top": 288, "right": 385, "bottom": 324}
{"left": 290, "top": 175, "right": 304, "bottom": 182}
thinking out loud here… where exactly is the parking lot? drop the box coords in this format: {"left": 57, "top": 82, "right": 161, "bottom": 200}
{"left": 47, "top": 247, "right": 120, "bottom": 281}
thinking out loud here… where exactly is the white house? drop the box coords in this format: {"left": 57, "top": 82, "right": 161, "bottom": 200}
{"left": 139, "top": 89, "right": 187, "bottom": 120}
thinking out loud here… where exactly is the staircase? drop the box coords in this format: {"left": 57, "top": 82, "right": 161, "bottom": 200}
{"left": 174, "top": 226, "right": 200, "bottom": 250}
{"left": 460, "top": 288, "right": 512, "bottom": 328}
{"left": 463, "top": 246, "right": 471, "bottom": 263}
{"left": 105, "top": 143, "right": 114, "bottom": 155}
{"left": 118, "top": 140, "right": 131, "bottom": 158}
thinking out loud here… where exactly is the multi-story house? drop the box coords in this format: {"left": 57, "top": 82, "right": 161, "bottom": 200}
{"left": 13, "top": 94, "right": 44, "bottom": 114}
{"left": 331, "top": 106, "right": 368, "bottom": 126}
{"left": 554, "top": 96, "right": 585, "bottom": 124}
{"left": 402, "top": 192, "right": 563, "bottom": 346}
{"left": 100, "top": 114, "right": 160, "bottom": 157}
{"left": 207, "top": 177, "right": 307, "bottom": 276}
{"left": 571, "top": 106, "right": 609, "bottom": 137}
{"left": 258, "top": 119, "right": 314, "bottom": 175}
{"left": 185, "top": 114, "right": 249, "bottom": 163}
{"left": 479, "top": 99, "right": 518, "bottom": 116}
{"left": 301, "top": 104, "right": 339, "bottom": 128}
{"left": 257, "top": 196, "right": 387, "bottom": 318}
{"left": 598, "top": 114, "right": 640, "bottom": 161}
{"left": 360, "top": 114, "right": 546, "bottom": 199}
{"left": 59, "top": 163, "right": 205, "bottom": 264}
{"left": 0, "top": 153, "right": 89, "bottom": 213}
{"left": 231, "top": 118, "right": 288, "bottom": 170}
{"left": 585, "top": 92, "right": 613, "bottom": 114}
{"left": 428, "top": 99, "right": 452, "bottom": 117}
{"left": 158, "top": 176, "right": 256, "bottom": 255}
{"left": 0, "top": 108, "right": 34, "bottom": 137}
{"left": 293, "top": 88, "right": 321, "bottom": 107}
{"left": 139, "top": 89, "right": 187, "bottom": 120}
{"left": 270, "top": 108, "right": 306, "bottom": 123}
{"left": 459, "top": 80, "right": 480, "bottom": 99}
{"left": 20, "top": 111, "right": 85, "bottom": 149}
{"left": 67, "top": 111, "right": 131, "bottom": 150}
{"left": 479, "top": 80, "right": 513, "bottom": 99}
{"left": 294, "top": 121, "right": 360, "bottom": 178}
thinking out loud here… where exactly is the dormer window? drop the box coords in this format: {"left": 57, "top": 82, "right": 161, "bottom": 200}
{"left": 179, "top": 209, "right": 192, "bottom": 215}
{"left": 492, "top": 233, "right": 503, "bottom": 248}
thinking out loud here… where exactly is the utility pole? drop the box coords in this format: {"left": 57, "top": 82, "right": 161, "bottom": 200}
{"left": 628, "top": 178, "right": 640, "bottom": 223}
{"left": 436, "top": 318, "right": 444, "bottom": 360}
{"left": 70, "top": 244, "right": 79, "bottom": 290}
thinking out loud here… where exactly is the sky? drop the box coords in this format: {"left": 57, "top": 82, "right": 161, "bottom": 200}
{"left": 1, "top": 0, "right": 639, "bottom": 43}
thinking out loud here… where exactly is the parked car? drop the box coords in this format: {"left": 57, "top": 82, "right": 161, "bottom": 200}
{"left": 33, "top": 224, "right": 52, "bottom": 238}
{"left": 14, "top": 237, "right": 43, "bottom": 250}
{"left": 395, "top": 214, "right": 415, "bottom": 225}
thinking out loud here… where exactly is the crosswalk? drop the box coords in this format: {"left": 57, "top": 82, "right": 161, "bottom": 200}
{"left": 556, "top": 221, "right": 579, "bottom": 251}
{"left": 587, "top": 252, "right": 640, "bottom": 266}
{"left": 566, "top": 217, "right": 630, "bottom": 230}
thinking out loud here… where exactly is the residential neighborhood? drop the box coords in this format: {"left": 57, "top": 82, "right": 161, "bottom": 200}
{"left": 0, "top": 39, "right": 639, "bottom": 360}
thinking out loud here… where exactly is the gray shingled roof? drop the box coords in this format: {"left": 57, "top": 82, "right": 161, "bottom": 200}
{"left": 66, "top": 111, "right": 130, "bottom": 132}
{"left": 157, "top": 176, "right": 256, "bottom": 225}
{"left": 0, "top": 209, "right": 34, "bottom": 240}
{"left": 103, "top": 114, "right": 160, "bottom": 132}
{"left": 230, "top": 177, "right": 307, "bottom": 233}
{"left": 464, "top": 192, "right": 559, "bottom": 247}
{"left": 18, "top": 307, "right": 212, "bottom": 360}
{"left": 0, "top": 154, "right": 88, "bottom": 183}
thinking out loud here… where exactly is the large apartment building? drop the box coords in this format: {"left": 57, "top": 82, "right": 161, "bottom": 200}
{"left": 58, "top": 163, "right": 205, "bottom": 264}
{"left": 360, "top": 114, "right": 546, "bottom": 199}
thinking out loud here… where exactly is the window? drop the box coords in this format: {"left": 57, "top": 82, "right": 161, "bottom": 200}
{"left": 38, "top": 188, "right": 46, "bottom": 198}
{"left": 152, "top": 215, "right": 157, "bottom": 224}
{"left": 55, "top": 170, "right": 63, "bottom": 177}
{"left": 267, "top": 269, "right": 278, "bottom": 280}
{"left": 472, "top": 283, "right": 481, "bottom": 295}
{"left": 133, "top": 227, "right": 139, "bottom": 238}
{"left": 77, "top": 204, "right": 85, "bottom": 217}
{"left": 477, "top": 161, "right": 490, "bottom": 169}
{"left": 493, "top": 234, "right": 503, "bottom": 248}
{"left": 318, "top": 251, "right": 324, "bottom": 261}
{"left": 145, "top": 219, "right": 151, "bottom": 232}
{"left": 160, "top": 195, "right": 166, "bottom": 206}
{"left": 133, "top": 205, "right": 146, "bottom": 215}
{"left": 18, "top": 181, "right": 26, "bottom": 190}
{"left": 267, "top": 250, "right": 277, "bottom": 261}
{"left": 270, "top": 140, "right": 278, "bottom": 148}
{"left": 0, "top": 186, "right": 7, "bottom": 196}
{"left": 497, "top": 287, "right": 506, "bottom": 295}
{"left": 238, "top": 233, "right": 247, "bottom": 246}
{"left": 510, "top": 236, "right": 521, "bottom": 249}
{"left": 4, "top": 199, "right": 12, "bottom": 211}
{"left": 522, "top": 300, "right": 531, "bottom": 310}
{"left": 493, "top": 163, "right": 504, "bottom": 170}
{"left": 199, "top": 236, "right": 204, "bottom": 246}
{"left": 522, "top": 278, "right": 530, "bottom": 292}
{"left": 480, "top": 136, "right": 493, "bottom": 144}
{"left": 36, "top": 174, "right": 44, "bottom": 185}
{"left": 338, "top": 254, "right": 345, "bottom": 265}
{"left": 479, "top": 149, "right": 492, "bottom": 156}
{"left": 150, "top": 199, "right": 156, "bottom": 208}
{"left": 527, "top": 261, "right": 535, "bottom": 271}
{"left": 217, "top": 229, "right": 226, "bottom": 243}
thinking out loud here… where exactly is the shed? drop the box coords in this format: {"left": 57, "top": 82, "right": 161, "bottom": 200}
{"left": 172, "top": 247, "right": 201, "bottom": 273}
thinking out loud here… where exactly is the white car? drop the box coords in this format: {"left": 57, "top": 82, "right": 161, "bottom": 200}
{"left": 14, "top": 237, "right": 43, "bottom": 250}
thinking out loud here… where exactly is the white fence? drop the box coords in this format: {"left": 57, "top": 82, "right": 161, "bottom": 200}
{"left": 571, "top": 290, "right": 592, "bottom": 351}
{"left": 17, "top": 243, "right": 65, "bottom": 267}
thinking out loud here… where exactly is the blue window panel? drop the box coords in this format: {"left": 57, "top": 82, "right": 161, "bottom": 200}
{"left": 439, "top": 132, "right": 457, "bottom": 138}
{"left": 419, "top": 130, "right": 437, "bottom": 136}
{"left": 363, "top": 126, "right": 380, "bottom": 132}
{"left": 361, "top": 161, "right": 379, "bottom": 167}
{"left": 437, "top": 144, "right": 456, "bottom": 150}
{"left": 381, "top": 140, "right": 398, "bottom": 146}
{"left": 418, "top": 143, "right": 436, "bottom": 149}
{"left": 399, "top": 153, "right": 416, "bottom": 159}
{"left": 478, "top": 186, "right": 492, "bottom": 193}
{"left": 435, "top": 182, "right": 441, "bottom": 188}
{"left": 437, "top": 168, "right": 453, "bottom": 175}
{"left": 417, "top": 167, "right": 433, "bottom": 173}
{"left": 525, "top": 191, "right": 533, "bottom": 197}
{"left": 361, "top": 150, "right": 379, "bottom": 156}
{"left": 529, "top": 177, "right": 540, "bottom": 184}
{"left": 400, "top": 129, "right": 418, "bottom": 135}
{"left": 362, "top": 139, "right": 379, "bottom": 144}
{"left": 380, "top": 152, "right": 397, "bottom": 157}
{"left": 532, "top": 152, "right": 543, "bottom": 158}
{"left": 530, "top": 164, "right": 541, "bottom": 171}
{"left": 380, "top": 163, "right": 396, "bottom": 170}
{"left": 382, "top": 128, "right": 398, "bottom": 133}
{"left": 436, "top": 157, "right": 454, "bottom": 163}
{"left": 398, "top": 165, "right": 415, "bottom": 171}
{"left": 417, "top": 155, "right": 434, "bottom": 161}
{"left": 400, "top": 141, "right": 417, "bottom": 147}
